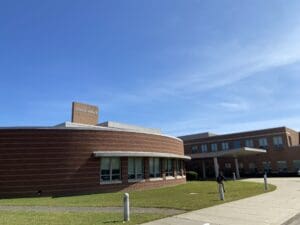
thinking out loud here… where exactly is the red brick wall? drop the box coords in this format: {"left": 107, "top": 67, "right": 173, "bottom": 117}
{"left": 183, "top": 127, "right": 300, "bottom": 176}
{"left": 0, "top": 129, "right": 184, "bottom": 198}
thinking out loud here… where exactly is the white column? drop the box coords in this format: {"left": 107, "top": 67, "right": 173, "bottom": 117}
{"left": 213, "top": 157, "right": 219, "bottom": 178}
{"left": 234, "top": 158, "right": 240, "bottom": 179}
{"left": 202, "top": 160, "right": 206, "bottom": 179}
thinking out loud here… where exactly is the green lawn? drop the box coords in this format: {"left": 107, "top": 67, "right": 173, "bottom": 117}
{"left": 0, "top": 211, "right": 165, "bottom": 225}
{"left": 0, "top": 181, "right": 276, "bottom": 210}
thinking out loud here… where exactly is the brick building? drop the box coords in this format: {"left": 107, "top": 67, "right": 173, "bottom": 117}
{"left": 0, "top": 103, "right": 189, "bottom": 198}
{"left": 179, "top": 127, "right": 300, "bottom": 178}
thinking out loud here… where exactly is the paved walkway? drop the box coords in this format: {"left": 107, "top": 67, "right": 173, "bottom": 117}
{"left": 142, "top": 178, "right": 300, "bottom": 225}
{"left": 0, "top": 205, "right": 184, "bottom": 216}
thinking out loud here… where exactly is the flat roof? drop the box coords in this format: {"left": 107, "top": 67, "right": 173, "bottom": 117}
{"left": 0, "top": 122, "right": 182, "bottom": 142}
{"left": 98, "top": 121, "right": 161, "bottom": 134}
{"left": 93, "top": 151, "right": 191, "bottom": 160}
{"left": 179, "top": 132, "right": 218, "bottom": 141}
{"left": 179, "top": 126, "right": 298, "bottom": 143}
{"left": 189, "top": 147, "right": 267, "bottom": 159}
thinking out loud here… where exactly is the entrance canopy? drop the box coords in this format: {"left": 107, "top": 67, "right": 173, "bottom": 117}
{"left": 93, "top": 151, "right": 191, "bottom": 160}
{"left": 190, "top": 147, "right": 266, "bottom": 159}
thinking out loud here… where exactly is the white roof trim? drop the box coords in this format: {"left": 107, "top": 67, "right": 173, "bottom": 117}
{"left": 93, "top": 151, "right": 191, "bottom": 160}
{"left": 190, "top": 147, "right": 266, "bottom": 159}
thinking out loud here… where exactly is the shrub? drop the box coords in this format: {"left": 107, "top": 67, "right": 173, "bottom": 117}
{"left": 186, "top": 171, "right": 198, "bottom": 181}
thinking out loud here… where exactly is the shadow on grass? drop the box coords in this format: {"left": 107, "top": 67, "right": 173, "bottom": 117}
{"left": 103, "top": 220, "right": 123, "bottom": 224}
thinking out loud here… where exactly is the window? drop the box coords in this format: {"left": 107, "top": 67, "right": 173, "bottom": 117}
{"left": 211, "top": 143, "right": 218, "bottom": 152}
{"left": 239, "top": 162, "right": 244, "bottom": 169}
{"left": 273, "top": 136, "right": 283, "bottom": 148}
{"left": 259, "top": 138, "right": 268, "bottom": 149}
{"left": 201, "top": 144, "right": 208, "bottom": 152}
{"left": 165, "top": 159, "right": 174, "bottom": 177}
{"left": 100, "top": 157, "right": 121, "bottom": 183}
{"left": 249, "top": 162, "right": 257, "bottom": 173}
{"left": 176, "top": 159, "right": 183, "bottom": 176}
{"left": 191, "top": 145, "right": 198, "bottom": 153}
{"left": 222, "top": 142, "right": 229, "bottom": 151}
{"left": 293, "top": 160, "right": 300, "bottom": 172}
{"left": 277, "top": 161, "right": 287, "bottom": 173}
{"left": 262, "top": 161, "right": 272, "bottom": 173}
{"left": 128, "top": 158, "right": 144, "bottom": 180}
{"left": 149, "top": 158, "right": 161, "bottom": 178}
{"left": 233, "top": 140, "right": 241, "bottom": 149}
{"left": 245, "top": 139, "right": 254, "bottom": 148}
{"left": 225, "top": 163, "right": 231, "bottom": 168}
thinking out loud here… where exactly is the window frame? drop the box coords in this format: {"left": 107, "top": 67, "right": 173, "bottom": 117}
{"left": 176, "top": 159, "right": 183, "bottom": 177}
{"left": 293, "top": 160, "right": 300, "bottom": 172}
{"left": 233, "top": 140, "right": 241, "bottom": 149}
{"left": 273, "top": 136, "right": 283, "bottom": 149}
{"left": 191, "top": 145, "right": 198, "bottom": 153}
{"left": 165, "top": 159, "right": 174, "bottom": 177}
{"left": 211, "top": 143, "right": 218, "bottom": 152}
{"left": 245, "top": 139, "right": 254, "bottom": 148}
{"left": 201, "top": 144, "right": 208, "bottom": 152}
{"left": 100, "top": 157, "right": 121, "bottom": 184}
{"left": 221, "top": 142, "right": 229, "bottom": 151}
{"left": 128, "top": 157, "right": 144, "bottom": 181}
{"left": 262, "top": 161, "right": 272, "bottom": 173}
{"left": 149, "top": 157, "right": 161, "bottom": 178}
{"left": 277, "top": 160, "right": 287, "bottom": 173}
{"left": 259, "top": 137, "right": 268, "bottom": 149}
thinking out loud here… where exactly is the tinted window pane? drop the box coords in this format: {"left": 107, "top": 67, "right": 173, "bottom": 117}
{"left": 101, "top": 158, "right": 110, "bottom": 170}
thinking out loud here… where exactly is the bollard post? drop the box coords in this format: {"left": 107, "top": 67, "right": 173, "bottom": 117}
{"left": 233, "top": 172, "right": 236, "bottom": 181}
{"left": 264, "top": 173, "right": 268, "bottom": 191}
{"left": 218, "top": 183, "right": 225, "bottom": 200}
{"left": 123, "top": 193, "right": 130, "bottom": 222}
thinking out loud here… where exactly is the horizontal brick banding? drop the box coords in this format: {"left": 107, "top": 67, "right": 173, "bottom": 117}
{"left": 0, "top": 129, "right": 184, "bottom": 197}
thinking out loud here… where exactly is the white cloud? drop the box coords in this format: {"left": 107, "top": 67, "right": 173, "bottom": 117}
{"left": 218, "top": 100, "right": 249, "bottom": 111}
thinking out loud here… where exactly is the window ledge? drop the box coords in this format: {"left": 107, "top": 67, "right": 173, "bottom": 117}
{"left": 149, "top": 177, "right": 163, "bottom": 181}
{"left": 100, "top": 180, "right": 122, "bottom": 185}
{"left": 166, "top": 176, "right": 175, "bottom": 180}
{"left": 128, "top": 179, "right": 145, "bottom": 183}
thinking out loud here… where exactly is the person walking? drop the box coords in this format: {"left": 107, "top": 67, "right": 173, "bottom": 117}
{"left": 217, "top": 171, "right": 226, "bottom": 192}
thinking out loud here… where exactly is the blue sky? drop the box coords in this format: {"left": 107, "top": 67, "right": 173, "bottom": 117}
{"left": 1, "top": 0, "right": 300, "bottom": 136}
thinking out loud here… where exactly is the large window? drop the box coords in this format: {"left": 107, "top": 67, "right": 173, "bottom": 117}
{"left": 277, "top": 161, "right": 287, "bottom": 173}
{"left": 100, "top": 157, "right": 121, "bottom": 183}
{"left": 176, "top": 159, "right": 183, "bottom": 176}
{"left": 293, "top": 160, "right": 300, "bottom": 172}
{"left": 249, "top": 162, "right": 257, "bottom": 173}
{"left": 233, "top": 140, "right": 241, "bottom": 149}
{"left": 225, "top": 163, "right": 231, "bottom": 168}
{"left": 191, "top": 145, "right": 198, "bottom": 153}
{"left": 149, "top": 157, "right": 161, "bottom": 178}
{"left": 201, "top": 144, "right": 208, "bottom": 152}
{"left": 211, "top": 143, "right": 218, "bottom": 152}
{"left": 259, "top": 138, "right": 268, "bottom": 149}
{"left": 262, "top": 161, "right": 272, "bottom": 173}
{"left": 222, "top": 142, "right": 229, "bottom": 151}
{"left": 245, "top": 139, "right": 254, "bottom": 148}
{"left": 273, "top": 136, "right": 283, "bottom": 148}
{"left": 165, "top": 159, "right": 174, "bottom": 177}
{"left": 128, "top": 158, "right": 144, "bottom": 180}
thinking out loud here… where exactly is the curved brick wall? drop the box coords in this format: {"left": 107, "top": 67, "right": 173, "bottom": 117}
{"left": 0, "top": 129, "right": 185, "bottom": 197}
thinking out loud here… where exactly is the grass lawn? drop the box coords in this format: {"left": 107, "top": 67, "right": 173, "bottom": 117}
{"left": 0, "top": 181, "right": 276, "bottom": 211}
{"left": 0, "top": 211, "right": 165, "bottom": 225}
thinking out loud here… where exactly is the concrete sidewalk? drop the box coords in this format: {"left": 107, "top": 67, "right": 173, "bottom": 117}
{"left": 142, "top": 178, "right": 300, "bottom": 225}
